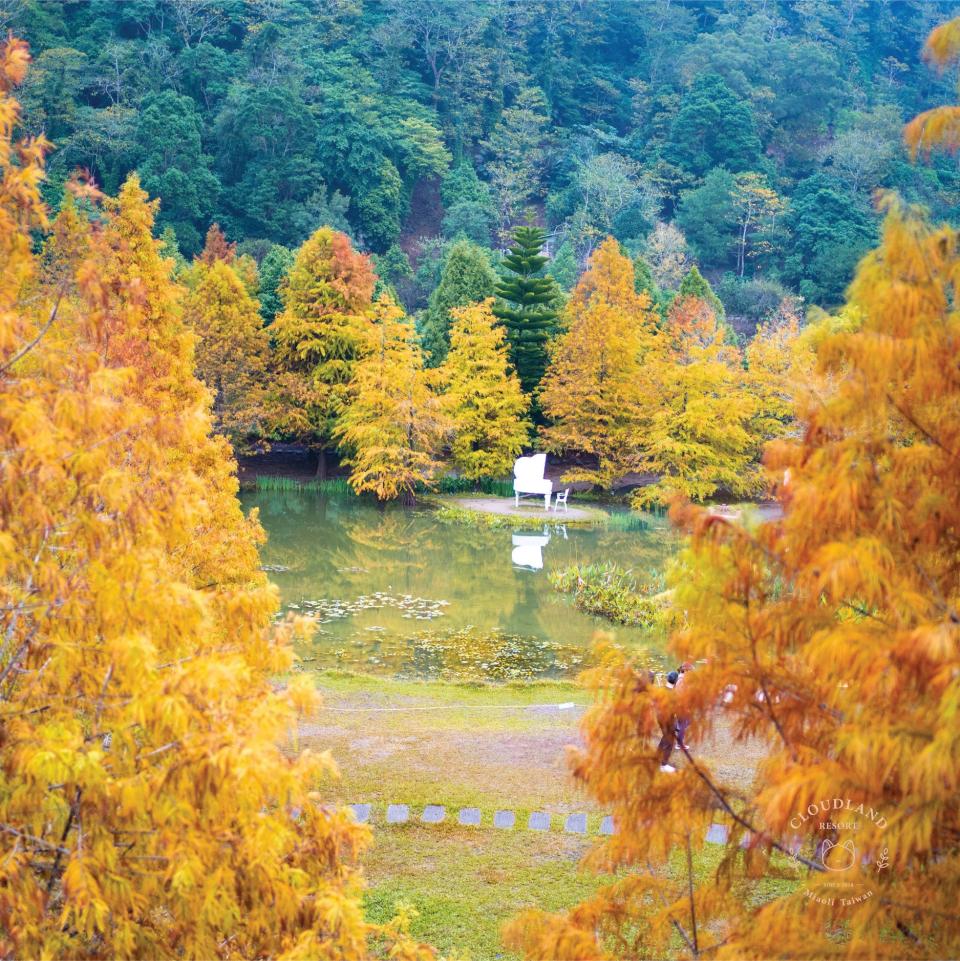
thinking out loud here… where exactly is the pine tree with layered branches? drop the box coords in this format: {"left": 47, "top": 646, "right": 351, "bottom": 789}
{"left": 492, "top": 225, "right": 560, "bottom": 404}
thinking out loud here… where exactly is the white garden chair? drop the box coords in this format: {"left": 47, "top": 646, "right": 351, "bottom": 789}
{"left": 552, "top": 488, "right": 570, "bottom": 512}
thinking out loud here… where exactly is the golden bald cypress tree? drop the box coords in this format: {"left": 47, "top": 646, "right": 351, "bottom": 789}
{"left": 634, "top": 294, "right": 758, "bottom": 507}
{"left": 270, "top": 226, "right": 375, "bottom": 478}
{"left": 92, "top": 173, "right": 264, "bottom": 591}
{"left": 0, "top": 40, "right": 431, "bottom": 960}
{"left": 184, "top": 258, "right": 270, "bottom": 449}
{"left": 539, "top": 237, "right": 658, "bottom": 488}
{"left": 506, "top": 201, "right": 960, "bottom": 961}
{"left": 439, "top": 298, "right": 530, "bottom": 481}
{"left": 334, "top": 295, "right": 446, "bottom": 503}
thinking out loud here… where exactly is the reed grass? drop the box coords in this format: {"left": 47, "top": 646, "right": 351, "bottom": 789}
{"left": 604, "top": 511, "right": 651, "bottom": 532}
{"left": 433, "top": 475, "right": 515, "bottom": 498}
{"left": 549, "top": 561, "right": 664, "bottom": 627}
{"left": 254, "top": 475, "right": 354, "bottom": 496}
{"left": 252, "top": 474, "right": 515, "bottom": 499}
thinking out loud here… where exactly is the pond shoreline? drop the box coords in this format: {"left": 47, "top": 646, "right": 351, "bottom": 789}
{"left": 438, "top": 495, "right": 610, "bottom": 526}
{"left": 236, "top": 445, "right": 654, "bottom": 496}
{"left": 237, "top": 448, "right": 782, "bottom": 518}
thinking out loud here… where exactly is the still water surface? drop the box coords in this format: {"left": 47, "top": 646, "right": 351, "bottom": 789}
{"left": 244, "top": 490, "right": 678, "bottom": 681}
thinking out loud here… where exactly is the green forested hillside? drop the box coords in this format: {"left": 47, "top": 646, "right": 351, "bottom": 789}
{"left": 12, "top": 0, "right": 960, "bottom": 316}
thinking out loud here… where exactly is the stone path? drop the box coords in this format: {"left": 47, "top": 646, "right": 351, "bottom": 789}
{"left": 348, "top": 802, "right": 731, "bottom": 844}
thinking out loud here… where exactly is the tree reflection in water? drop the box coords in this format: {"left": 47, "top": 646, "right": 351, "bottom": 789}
{"left": 244, "top": 491, "right": 676, "bottom": 680}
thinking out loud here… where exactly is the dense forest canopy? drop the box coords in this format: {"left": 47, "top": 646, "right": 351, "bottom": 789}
{"left": 11, "top": 0, "right": 960, "bottom": 317}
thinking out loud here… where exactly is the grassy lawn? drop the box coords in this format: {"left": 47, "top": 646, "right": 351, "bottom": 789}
{"left": 293, "top": 671, "right": 779, "bottom": 960}
{"left": 294, "top": 672, "right": 605, "bottom": 958}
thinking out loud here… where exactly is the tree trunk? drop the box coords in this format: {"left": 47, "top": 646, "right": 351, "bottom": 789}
{"left": 315, "top": 448, "right": 327, "bottom": 481}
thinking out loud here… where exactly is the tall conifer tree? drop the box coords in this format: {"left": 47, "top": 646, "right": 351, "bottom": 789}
{"left": 184, "top": 259, "right": 270, "bottom": 449}
{"left": 492, "top": 225, "right": 560, "bottom": 405}
{"left": 419, "top": 239, "right": 497, "bottom": 366}
{"left": 269, "top": 227, "right": 375, "bottom": 478}
{"left": 334, "top": 296, "right": 446, "bottom": 503}
{"left": 678, "top": 264, "right": 725, "bottom": 321}
{"left": 539, "top": 237, "right": 657, "bottom": 487}
{"left": 439, "top": 299, "right": 530, "bottom": 481}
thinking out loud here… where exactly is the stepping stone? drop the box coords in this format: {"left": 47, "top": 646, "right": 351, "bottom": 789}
{"left": 599, "top": 816, "right": 615, "bottom": 836}
{"left": 528, "top": 811, "right": 551, "bottom": 831}
{"left": 458, "top": 807, "right": 481, "bottom": 826}
{"left": 421, "top": 804, "right": 445, "bottom": 824}
{"left": 564, "top": 813, "right": 587, "bottom": 834}
{"left": 386, "top": 804, "right": 409, "bottom": 824}
{"left": 349, "top": 804, "right": 371, "bottom": 824}
{"left": 493, "top": 809, "right": 515, "bottom": 829}
{"left": 705, "top": 823, "right": 729, "bottom": 844}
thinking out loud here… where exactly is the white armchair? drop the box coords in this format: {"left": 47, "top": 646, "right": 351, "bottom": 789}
{"left": 513, "top": 453, "right": 553, "bottom": 510}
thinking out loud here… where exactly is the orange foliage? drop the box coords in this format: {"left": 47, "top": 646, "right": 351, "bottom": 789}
{"left": 0, "top": 40, "right": 432, "bottom": 960}
{"left": 664, "top": 294, "right": 720, "bottom": 353}
{"left": 905, "top": 16, "right": 960, "bottom": 155}
{"left": 507, "top": 200, "right": 960, "bottom": 960}
{"left": 539, "top": 237, "right": 658, "bottom": 487}
{"left": 198, "top": 221, "right": 236, "bottom": 265}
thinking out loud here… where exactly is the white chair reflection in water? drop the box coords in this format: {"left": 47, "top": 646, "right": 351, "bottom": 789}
{"left": 513, "top": 453, "right": 553, "bottom": 510}
{"left": 511, "top": 532, "right": 550, "bottom": 571}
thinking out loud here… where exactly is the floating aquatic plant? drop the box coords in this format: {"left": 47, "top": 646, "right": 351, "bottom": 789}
{"left": 284, "top": 591, "right": 449, "bottom": 622}
{"left": 293, "top": 625, "right": 590, "bottom": 682}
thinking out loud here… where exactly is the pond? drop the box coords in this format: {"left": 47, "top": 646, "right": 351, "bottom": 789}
{"left": 244, "top": 490, "right": 679, "bottom": 682}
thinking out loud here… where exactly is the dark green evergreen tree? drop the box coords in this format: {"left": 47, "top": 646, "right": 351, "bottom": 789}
{"left": 419, "top": 239, "right": 497, "bottom": 366}
{"left": 441, "top": 159, "right": 496, "bottom": 246}
{"left": 675, "top": 167, "right": 737, "bottom": 268}
{"left": 371, "top": 244, "right": 414, "bottom": 304}
{"left": 665, "top": 74, "right": 762, "bottom": 179}
{"left": 550, "top": 239, "right": 578, "bottom": 291}
{"left": 633, "top": 254, "right": 671, "bottom": 319}
{"left": 678, "top": 265, "right": 725, "bottom": 321}
{"left": 258, "top": 244, "right": 294, "bottom": 325}
{"left": 782, "top": 174, "right": 877, "bottom": 305}
{"left": 136, "top": 91, "right": 221, "bottom": 256}
{"left": 492, "top": 226, "right": 560, "bottom": 403}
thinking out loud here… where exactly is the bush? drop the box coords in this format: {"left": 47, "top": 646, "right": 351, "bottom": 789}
{"left": 716, "top": 274, "right": 793, "bottom": 331}
{"left": 549, "top": 562, "right": 663, "bottom": 626}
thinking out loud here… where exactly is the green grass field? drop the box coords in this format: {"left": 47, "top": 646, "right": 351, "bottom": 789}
{"left": 293, "top": 671, "right": 779, "bottom": 960}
